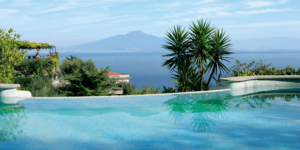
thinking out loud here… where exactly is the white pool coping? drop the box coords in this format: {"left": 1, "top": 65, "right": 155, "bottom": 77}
{"left": 220, "top": 75, "right": 300, "bottom": 82}
{"left": 0, "top": 84, "right": 20, "bottom": 88}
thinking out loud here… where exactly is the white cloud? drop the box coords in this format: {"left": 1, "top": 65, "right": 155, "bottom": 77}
{"left": 156, "top": 18, "right": 193, "bottom": 26}
{"left": 40, "top": 1, "right": 78, "bottom": 13}
{"left": 69, "top": 14, "right": 129, "bottom": 24}
{"left": 236, "top": 8, "right": 295, "bottom": 15}
{"left": 164, "top": 13, "right": 186, "bottom": 18}
{"left": 0, "top": 8, "right": 18, "bottom": 14}
{"left": 197, "top": 6, "right": 228, "bottom": 14}
{"left": 216, "top": 11, "right": 233, "bottom": 16}
{"left": 197, "top": 0, "right": 215, "bottom": 5}
{"left": 278, "top": 0, "right": 289, "bottom": 4}
{"left": 11, "top": 0, "right": 33, "bottom": 7}
{"left": 226, "top": 20, "right": 300, "bottom": 28}
{"left": 246, "top": 1, "right": 274, "bottom": 8}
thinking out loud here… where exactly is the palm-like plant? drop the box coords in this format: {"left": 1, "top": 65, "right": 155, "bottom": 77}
{"left": 189, "top": 19, "right": 215, "bottom": 90}
{"left": 172, "top": 55, "right": 199, "bottom": 92}
{"left": 66, "top": 55, "right": 78, "bottom": 61}
{"left": 162, "top": 25, "right": 190, "bottom": 73}
{"left": 207, "top": 29, "right": 233, "bottom": 86}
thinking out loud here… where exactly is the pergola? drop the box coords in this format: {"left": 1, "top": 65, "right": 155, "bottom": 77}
{"left": 16, "top": 41, "right": 56, "bottom": 59}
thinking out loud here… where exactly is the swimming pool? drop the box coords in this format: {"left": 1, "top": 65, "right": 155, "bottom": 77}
{"left": 0, "top": 89, "right": 300, "bottom": 149}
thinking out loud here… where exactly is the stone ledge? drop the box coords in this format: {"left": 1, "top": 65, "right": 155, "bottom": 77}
{"left": 0, "top": 89, "right": 32, "bottom": 98}
{"left": 0, "top": 83, "right": 20, "bottom": 88}
{"left": 220, "top": 75, "right": 300, "bottom": 82}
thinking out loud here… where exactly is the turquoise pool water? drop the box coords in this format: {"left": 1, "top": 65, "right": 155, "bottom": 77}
{"left": 0, "top": 90, "right": 300, "bottom": 149}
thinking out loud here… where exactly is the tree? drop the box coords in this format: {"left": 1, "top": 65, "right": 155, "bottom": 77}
{"left": 0, "top": 28, "right": 26, "bottom": 83}
{"left": 189, "top": 19, "right": 215, "bottom": 91}
{"left": 162, "top": 25, "right": 190, "bottom": 73}
{"left": 207, "top": 29, "right": 233, "bottom": 85}
{"left": 62, "top": 67, "right": 116, "bottom": 96}
{"left": 60, "top": 57, "right": 96, "bottom": 75}
{"left": 66, "top": 55, "right": 78, "bottom": 61}
{"left": 162, "top": 19, "right": 233, "bottom": 91}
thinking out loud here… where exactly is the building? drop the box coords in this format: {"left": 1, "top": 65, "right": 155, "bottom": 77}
{"left": 98, "top": 70, "right": 131, "bottom": 83}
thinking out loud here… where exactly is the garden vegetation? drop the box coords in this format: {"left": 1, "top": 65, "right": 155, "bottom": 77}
{"left": 162, "top": 19, "right": 233, "bottom": 92}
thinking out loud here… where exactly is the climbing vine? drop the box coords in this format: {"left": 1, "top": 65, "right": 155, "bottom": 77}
{"left": 16, "top": 41, "right": 54, "bottom": 51}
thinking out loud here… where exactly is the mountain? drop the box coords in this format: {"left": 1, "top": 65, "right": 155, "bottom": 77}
{"left": 61, "top": 31, "right": 300, "bottom": 53}
{"left": 62, "top": 31, "right": 165, "bottom": 52}
{"left": 232, "top": 37, "right": 300, "bottom": 50}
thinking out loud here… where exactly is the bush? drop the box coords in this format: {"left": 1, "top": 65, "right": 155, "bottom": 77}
{"left": 117, "top": 83, "right": 162, "bottom": 95}
{"left": 14, "top": 59, "right": 54, "bottom": 77}
{"left": 162, "top": 86, "right": 176, "bottom": 93}
{"left": 230, "top": 59, "right": 299, "bottom": 76}
{"left": 117, "top": 82, "right": 138, "bottom": 95}
{"left": 14, "top": 76, "right": 65, "bottom": 97}
{"left": 60, "top": 57, "right": 96, "bottom": 75}
{"left": 62, "top": 67, "right": 115, "bottom": 96}
{"left": 296, "top": 68, "right": 300, "bottom": 75}
{"left": 137, "top": 85, "right": 162, "bottom": 94}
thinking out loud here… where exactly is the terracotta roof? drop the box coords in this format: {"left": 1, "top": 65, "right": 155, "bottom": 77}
{"left": 98, "top": 70, "right": 124, "bottom": 75}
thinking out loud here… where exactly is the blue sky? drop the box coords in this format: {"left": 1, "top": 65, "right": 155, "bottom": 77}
{"left": 0, "top": 0, "right": 299, "bottom": 47}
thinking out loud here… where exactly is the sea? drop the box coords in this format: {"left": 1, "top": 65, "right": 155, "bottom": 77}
{"left": 48, "top": 51, "right": 299, "bottom": 89}
{"left": 26, "top": 51, "right": 300, "bottom": 89}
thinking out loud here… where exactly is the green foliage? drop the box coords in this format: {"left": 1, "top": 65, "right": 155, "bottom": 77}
{"left": 50, "top": 55, "right": 59, "bottom": 72}
{"left": 162, "top": 19, "right": 233, "bottom": 92}
{"left": 27, "top": 76, "right": 65, "bottom": 97}
{"left": 296, "top": 68, "right": 300, "bottom": 75}
{"left": 62, "top": 67, "right": 116, "bottom": 96}
{"left": 137, "top": 85, "right": 162, "bottom": 94}
{"left": 0, "top": 28, "right": 26, "bottom": 83}
{"left": 117, "top": 82, "right": 162, "bottom": 95}
{"left": 13, "top": 76, "right": 65, "bottom": 97}
{"left": 231, "top": 59, "right": 299, "bottom": 76}
{"left": 14, "top": 59, "right": 54, "bottom": 77}
{"left": 189, "top": 19, "right": 215, "bottom": 91}
{"left": 117, "top": 82, "right": 138, "bottom": 95}
{"left": 60, "top": 57, "right": 96, "bottom": 75}
{"left": 16, "top": 41, "right": 54, "bottom": 51}
{"left": 162, "top": 86, "right": 176, "bottom": 93}
{"left": 207, "top": 29, "right": 233, "bottom": 85}
{"left": 66, "top": 55, "right": 78, "bottom": 61}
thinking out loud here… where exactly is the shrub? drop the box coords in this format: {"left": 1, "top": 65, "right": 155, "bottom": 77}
{"left": 230, "top": 59, "right": 299, "bottom": 76}
{"left": 0, "top": 28, "right": 26, "bottom": 83}
{"left": 117, "top": 82, "right": 138, "bottom": 95}
{"left": 162, "top": 86, "right": 176, "bottom": 93}
{"left": 14, "top": 76, "right": 65, "bottom": 97}
{"left": 137, "top": 85, "right": 162, "bottom": 94}
{"left": 60, "top": 58, "right": 96, "bottom": 75}
{"left": 14, "top": 59, "right": 54, "bottom": 77}
{"left": 296, "top": 68, "right": 300, "bottom": 75}
{"left": 62, "top": 67, "right": 115, "bottom": 96}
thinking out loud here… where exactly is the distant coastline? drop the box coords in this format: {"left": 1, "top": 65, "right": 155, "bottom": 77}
{"left": 26, "top": 49, "right": 300, "bottom": 54}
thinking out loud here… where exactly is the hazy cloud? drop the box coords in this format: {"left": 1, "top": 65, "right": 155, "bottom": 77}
{"left": 0, "top": 8, "right": 18, "bottom": 14}
{"left": 197, "top": 6, "right": 229, "bottom": 14}
{"left": 278, "top": 0, "right": 289, "bottom": 4}
{"left": 197, "top": 0, "right": 215, "bottom": 4}
{"left": 227, "top": 20, "right": 300, "bottom": 28}
{"left": 236, "top": 8, "right": 295, "bottom": 15}
{"left": 246, "top": 1, "right": 274, "bottom": 8}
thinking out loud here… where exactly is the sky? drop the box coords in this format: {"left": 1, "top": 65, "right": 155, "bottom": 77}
{"left": 0, "top": 0, "right": 299, "bottom": 48}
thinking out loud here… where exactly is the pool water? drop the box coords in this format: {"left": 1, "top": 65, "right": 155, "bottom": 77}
{"left": 0, "top": 90, "right": 300, "bottom": 149}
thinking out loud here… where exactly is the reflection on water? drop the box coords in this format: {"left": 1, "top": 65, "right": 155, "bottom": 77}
{"left": 164, "top": 93, "right": 300, "bottom": 132}
{"left": 0, "top": 101, "right": 26, "bottom": 143}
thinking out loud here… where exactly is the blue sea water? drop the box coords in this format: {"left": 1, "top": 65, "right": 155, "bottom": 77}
{"left": 56, "top": 52, "right": 300, "bottom": 89}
